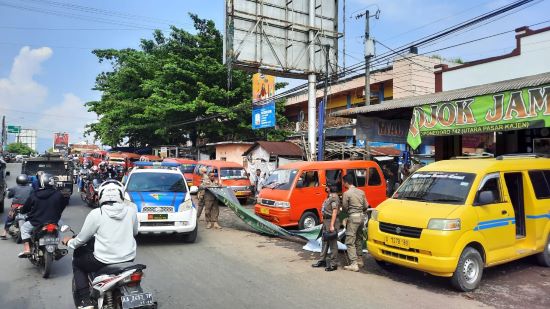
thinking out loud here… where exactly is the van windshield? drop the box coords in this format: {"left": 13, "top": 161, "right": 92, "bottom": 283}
{"left": 264, "top": 169, "right": 298, "bottom": 190}
{"left": 394, "top": 171, "right": 475, "bottom": 205}
{"left": 220, "top": 167, "right": 248, "bottom": 180}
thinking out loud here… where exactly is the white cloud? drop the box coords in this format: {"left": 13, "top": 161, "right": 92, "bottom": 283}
{"left": 0, "top": 46, "right": 52, "bottom": 111}
{"left": 37, "top": 93, "right": 96, "bottom": 143}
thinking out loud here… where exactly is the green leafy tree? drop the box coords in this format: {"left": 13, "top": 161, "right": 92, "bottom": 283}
{"left": 7, "top": 142, "right": 35, "bottom": 155}
{"left": 86, "top": 14, "right": 290, "bottom": 147}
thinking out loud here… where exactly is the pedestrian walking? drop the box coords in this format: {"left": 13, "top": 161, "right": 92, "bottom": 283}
{"left": 311, "top": 183, "right": 340, "bottom": 271}
{"left": 342, "top": 173, "right": 369, "bottom": 272}
{"left": 196, "top": 166, "right": 209, "bottom": 222}
{"left": 203, "top": 171, "right": 222, "bottom": 229}
{"left": 252, "top": 169, "right": 265, "bottom": 197}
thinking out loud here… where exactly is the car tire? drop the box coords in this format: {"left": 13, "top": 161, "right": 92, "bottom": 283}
{"left": 536, "top": 234, "right": 550, "bottom": 267}
{"left": 298, "top": 211, "right": 319, "bottom": 230}
{"left": 237, "top": 198, "right": 247, "bottom": 205}
{"left": 182, "top": 226, "right": 198, "bottom": 243}
{"left": 451, "top": 247, "right": 484, "bottom": 292}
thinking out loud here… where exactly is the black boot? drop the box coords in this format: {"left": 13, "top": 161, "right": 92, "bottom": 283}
{"left": 325, "top": 262, "right": 337, "bottom": 272}
{"left": 311, "top": 260, "right": 326, "bottom": 268}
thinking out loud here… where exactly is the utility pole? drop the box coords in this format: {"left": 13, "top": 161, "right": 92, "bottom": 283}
{"left": 317, "top": 44, "right": 330, "bottom": 161}
{"left": 307, "top": 0, "right": 317, "bottom": 160}
{"left": 356, "top": 9, "right": 380, "bottom": 106}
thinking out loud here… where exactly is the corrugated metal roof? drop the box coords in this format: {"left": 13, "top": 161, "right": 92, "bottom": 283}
{"left": 331, "top": 72, "right": 550, "bottom": 117}
{"left": 243, "top": 141, "right": 304, "bottom": 157}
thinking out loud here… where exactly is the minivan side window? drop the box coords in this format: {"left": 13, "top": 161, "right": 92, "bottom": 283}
{"left": 297, "top": 171, "right": 319, "bottom": 188}
{"left": 368, "top": 168, "right": 382, "bottom": 186}
{"left": 528, "top": 170, "right": 550, "bottom": 199}
{"left": 347, "top": 169, "right": 367, "bottom": 187}
{"left": 325, "top": 169, "right": 343, "bottom": 192}
{"left": 477, "top": 173, "right": 502, "bottom": 203}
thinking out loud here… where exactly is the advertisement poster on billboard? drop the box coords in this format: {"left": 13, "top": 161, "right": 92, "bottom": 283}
{"left": 252, "top": 73, "right": 276, "bottom": 129}
{"left": 53, "top": 132, "right": 69, "bottom": 151}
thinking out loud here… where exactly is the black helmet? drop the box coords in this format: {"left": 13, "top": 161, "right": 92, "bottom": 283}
{"left": 38, "top": 173, "right": 55, "bottom": 189}
{"left": 16, "top": 174, "right": 29, "bottom": 185}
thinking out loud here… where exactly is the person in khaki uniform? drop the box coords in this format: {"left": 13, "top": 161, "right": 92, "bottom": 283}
{"left": 196, "top": 167, "right": 209, "bottom": 221}
{"left": 202, "top": 172, "right": 222, "bottom": 229}
{"left": 342, "top": 173, "right": 368, "bottom": 272}
{"left": 312, "top": 184, "right": 340, "bottom": 271}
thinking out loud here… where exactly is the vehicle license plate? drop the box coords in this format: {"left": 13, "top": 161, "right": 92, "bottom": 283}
{"left": 235, "top": 191, "right": 247, "bottom": 196}
{"left": 384, "top": 236, "right": 410, "bottom": 249}
{"left": 147, "top": 214, "right": 168, "bottom": 220}
{"left": 121, "top": 293, "right": 154, "bottom": 309}
{"left": 260, "top": 207, "right": 269, "bottom": 215}
{"left": 40, "top": 237, "right": 59, "bottom": 246}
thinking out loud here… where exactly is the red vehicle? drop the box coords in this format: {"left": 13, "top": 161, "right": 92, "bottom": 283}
{"left": 162, "top": 158, "right": 197, "bottom": 187}
{"left": 105, "top": 152, "right": 141, "bottom": 168}
{"left": 79, "top": 151, "right": 93, "bottom": 166}
{"left": 139, "top": 155, "right": 162, "bottom": 162}
{"left": 193, "top": 160, "right": 252, "bottom": 204}
{"left": 91, "top": 150, "right": 108, "bottom": 166}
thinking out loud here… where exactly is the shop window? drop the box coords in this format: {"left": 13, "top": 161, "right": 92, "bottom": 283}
{"left": 347, "top": 169, "right": 367, "bottom": 187}
{"left": 368, "top": 168, "right": 382, "bottom": 186}
{"left": 528, "top": 170, "right": 550, "bottom": 199}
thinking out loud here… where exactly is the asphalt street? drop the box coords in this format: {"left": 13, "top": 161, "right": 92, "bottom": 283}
{"left": 0, "top": 163, "right": 548, "bottom": 309}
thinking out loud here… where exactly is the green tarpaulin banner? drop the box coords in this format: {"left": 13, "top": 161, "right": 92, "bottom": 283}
{"left": 207, "top": 187, "right": 321, "bottom": 244}
{"left": 407, "top": 85, "right": 550, "bottom": 149}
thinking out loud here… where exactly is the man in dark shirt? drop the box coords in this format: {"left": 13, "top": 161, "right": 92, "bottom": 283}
{"left": 1, "top": 174, "right": 33, "bottom": 239}
{"left": 18, "top": 173, "right": 66, "bottom": 257}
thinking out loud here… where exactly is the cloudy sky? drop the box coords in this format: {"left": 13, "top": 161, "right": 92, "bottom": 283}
{"left": 0, "top": 0, "right": 549, "bottom": 152}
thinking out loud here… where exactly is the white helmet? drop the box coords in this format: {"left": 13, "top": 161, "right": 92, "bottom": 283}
{"left": 98, "top": 179, "right": 124, "bottom": 205}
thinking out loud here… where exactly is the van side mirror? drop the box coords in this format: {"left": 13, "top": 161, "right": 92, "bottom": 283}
{"left": 475, "top": 190, "right": 497, "bottom": 205}
{"left": 296, "top": 179, "right": 304, "bottom": 188}
{"left": 189, "top": 186, "right": 199, "bottom": 194}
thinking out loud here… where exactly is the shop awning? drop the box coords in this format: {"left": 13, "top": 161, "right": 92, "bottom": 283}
{"left": 330, "top": 72, "right": 550, "bottom": 118}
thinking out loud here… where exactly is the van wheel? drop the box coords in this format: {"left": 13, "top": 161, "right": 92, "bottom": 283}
{"left": 451, "top": 247, "right": 483, "bottom": 292}
{"left": 536, "top": 234, "right": 550, "bottom": 267}
{"left": 298, "top": 211, "right": 318, "bottom": 230}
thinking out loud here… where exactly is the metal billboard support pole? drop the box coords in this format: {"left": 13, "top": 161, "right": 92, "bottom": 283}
{"left": 364, "top": 9, "right": 371, "bottom": 106}
{"left": 307, "top": 0, "right": 316, "bottom": 161}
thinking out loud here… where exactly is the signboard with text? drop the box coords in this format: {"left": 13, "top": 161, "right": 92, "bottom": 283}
{"left": 7, "top": 125, "right": 21, "bottom": 133}
{"left": 252, "top": 73, "right": 276, "bottom": 129}
{"left": 53, "top": 132, "right": 69, "bottom": 151}
{"left": 407, "top": 85, "right": 550, "bottom": 149}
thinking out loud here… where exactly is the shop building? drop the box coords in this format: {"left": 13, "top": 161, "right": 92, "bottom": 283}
{"left": 331, "top": 26, "right": 550, "bottom": 160}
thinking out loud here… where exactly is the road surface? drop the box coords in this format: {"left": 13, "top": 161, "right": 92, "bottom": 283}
{"left": 0, "top": 163, "right": 548, "bottom": 308}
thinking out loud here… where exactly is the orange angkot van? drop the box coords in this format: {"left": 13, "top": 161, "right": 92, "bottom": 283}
{"left": 254, "top": 160, "right": 386, "bottom": 229}
{"left": 193, "top": 160, "right": 253, "bottom": 204}
{"left": 163, "top": 158, "right": 197, "bottom": 187}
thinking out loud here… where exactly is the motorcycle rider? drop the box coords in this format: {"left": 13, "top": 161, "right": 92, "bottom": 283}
{"left": 18, "top": 173, "right": 66, "bottom": 257}
{"left": 0, "top": 174, "right": 33, "bottom": 239}
{"left": 63, "top": 180, "right": 138, "bottom": 309}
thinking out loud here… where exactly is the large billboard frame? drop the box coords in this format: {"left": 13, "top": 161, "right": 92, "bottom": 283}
{"left": 225, "top": 0, "right": 339, "bottom": 79}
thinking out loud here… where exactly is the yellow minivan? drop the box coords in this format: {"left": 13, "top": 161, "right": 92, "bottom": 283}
{"left": 367, "top": 155, "right": 550, "bottom": 291}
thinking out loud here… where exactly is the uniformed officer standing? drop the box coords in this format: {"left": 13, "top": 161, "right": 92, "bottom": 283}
{"left": 311, "top": 184, "right": 340, "bottom": 271}
{"left": 203, "top": 171, "right": 222, "bottom": 229}
{"left": 196, "top": 167, "right": 209, "bottom": 221}
{"left": 341, "top": 173, "right": 368, "bottom": 272}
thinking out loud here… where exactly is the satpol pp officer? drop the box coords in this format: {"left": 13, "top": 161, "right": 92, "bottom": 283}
{"left": 311, "top": 183, "right": 340, "bottom": 271}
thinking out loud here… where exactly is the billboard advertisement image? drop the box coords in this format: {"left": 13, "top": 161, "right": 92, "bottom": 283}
{"left": 54, "top": 132, "right": 69, "bottom": 151}
{"left": 252, "top": 73, "right": 276, "bottom": 129}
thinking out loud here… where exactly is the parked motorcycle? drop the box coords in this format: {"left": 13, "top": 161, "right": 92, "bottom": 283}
{"left": 62, "top": 225, "right": 156, "bottom": 309}
{"left": 25, "top": 223, "right": 68, "bottom": 278}
{"left": 7, "top": 203, "right": 26, "bottom": 243}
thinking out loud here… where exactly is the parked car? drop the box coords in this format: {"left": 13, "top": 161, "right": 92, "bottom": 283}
{"left": 255, "top": 160, "right": 387, "bottom": 229}
{"left": 0, "top": 158, "right": 9, "bottom": 213}
{"left": 193, "top": 160, "right": 253, "bottom": 204}
{"left": 162, "top": 158, "right": 197, "bottom": 187}
{"left": 367, "top": 154, "right": 550, "bottom": 292}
